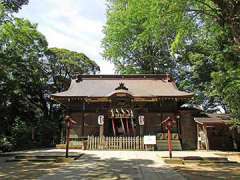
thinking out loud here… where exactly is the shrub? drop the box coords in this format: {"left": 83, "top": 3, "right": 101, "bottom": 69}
{"left": 0, "top": 136, "right": 14, "bottom": 152}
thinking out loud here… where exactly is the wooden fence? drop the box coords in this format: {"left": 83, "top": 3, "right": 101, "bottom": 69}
{"left": 87, "top": 136, "right": 152, "bottom": 150}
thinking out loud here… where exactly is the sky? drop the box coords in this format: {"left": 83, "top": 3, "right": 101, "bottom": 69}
{"left": 17, "top": 0, "right": 115, "bottom": 74}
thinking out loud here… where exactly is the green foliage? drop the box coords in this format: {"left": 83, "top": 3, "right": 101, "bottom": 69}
{"left": 231, "top": 119, "right": 240, "bottom": 128}
{"left": 0, "top": 3, "right": 100, "bottom": 149}
{"left": 9, "top": 117, "right": 33, "bottom": 149}
{"left": 46, "top": 48, "right": 100, "bottom": 92}
{"left": 103, "top": 0, "right": 240, "bottom": 124}
{"left": 1, "top": 0, "right": 28, "bottom": 12}
{"left": 103, "top": 0, "right": 177, "bottom": 74}
{"left": 0, "top": 135, "right": 13, "bottom": 152}
{"left": 211, "top": 67, "right": 240, "bottom": 118}
{"left": 0, "top": 16, "right": 48, "bottom": 140}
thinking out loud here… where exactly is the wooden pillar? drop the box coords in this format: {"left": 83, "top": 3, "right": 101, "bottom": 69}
{"left": 197, "top": 124, "right": 200, "bottom": 150}
{"left": 112, "top": 118, "right": 116, "bottom": 136}
{"left": 131, "top": 118, "right": 136, "bottom": 136}
{"left": 160, "top": 113, "right": 164, "bottom": 133}
{"left": 203, "top": 125, "right": 209, "bottom": 150}
{"left": 120, "top": 118, "right": 126, "bottom": 135}
{"left": 65, "top": 121, "right": 70, "bottom": 158}
{"left": 126, "top": 118, "right": 130, "bottom": 136}
{"left": 81, "top": 101, "right": 85, "bottom": 136}
{"left": 99, "top": 125, "right": 104, "bottom": 137}
{"left": 140, "top": 125, "right": 144, "bottom": 136}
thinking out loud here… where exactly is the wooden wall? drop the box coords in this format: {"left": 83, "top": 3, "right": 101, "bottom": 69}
{"left": 207, "top": 125, "right": 234, "bottom": 150}
{"left": 143, "top": 112, "right": 176, "bottom": 135}
{"left": 66, "top": 101, "right": 199, "bottom": 150}
{"left": 70, "top": 112, "right": 100, "bottom": 137}
{"left": 69, "top": 112, "right": 179, "bottom": 138}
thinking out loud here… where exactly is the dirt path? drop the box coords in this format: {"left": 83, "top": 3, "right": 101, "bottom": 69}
{"left": 40, "top": 151, "right": 185, "bottom": 180}
{"left": 1, "top": 149, "right": 239, "bottom": 179}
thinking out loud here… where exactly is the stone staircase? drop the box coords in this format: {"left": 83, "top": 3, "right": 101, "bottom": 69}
{"left": 163, "top": 156, "right": 239, "bottom": 164}
{"left": 6, "top": 153, "right": 82, "bottom": 162}
{"left": 156, "top": 139, "right": 182, "bottom": 151}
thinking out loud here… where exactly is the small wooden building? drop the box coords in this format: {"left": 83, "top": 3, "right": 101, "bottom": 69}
{"left": 52, "top": 74, "right": 199, "bottom": 150}
{"left": 194, "top": 116, "right": 234, "bottom": 150}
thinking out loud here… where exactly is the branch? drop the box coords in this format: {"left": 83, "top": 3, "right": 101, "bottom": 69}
{"left": 186, "top": 8, "right": 218, "bottom": 18}
{"left": 195, "top": 0, "right": 221, "bottom": 16}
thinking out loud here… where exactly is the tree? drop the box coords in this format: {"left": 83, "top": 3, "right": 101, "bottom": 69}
{"left": 46, "top": 48, "right": 100, "bottom": 92}
{"left": 44, "top": 48, "right": 100, "bottom": 144}
{"left": 103, "top": 0, "right": 240, "bottom": 123}
{"left": 1, "top": 0, "right": 28, "bottom": 12}
{"left": 0, "top": 2, "right": 101, "bottom": 149}
{"left": 0, "top": 0, "right": 28, "bottom": 25}
{"left": 102, "top": 0, "right": 177, "bottom": 75}
{"left": 0, "top": 16, "right": 49, "bottom": 147}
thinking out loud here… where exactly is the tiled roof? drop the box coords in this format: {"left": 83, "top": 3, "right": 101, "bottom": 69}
{"left": 52, "top": 74, "right": 193, "bottom": 98}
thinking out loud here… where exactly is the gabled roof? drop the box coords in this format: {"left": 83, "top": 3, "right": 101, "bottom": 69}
{"left": 51, "top": 74, "right": 193, "bottom": 99}
{"left": 194, "top": 114, "right": 231, "bottom": 125}
{"left": 194, "top": 118, "right": 226, "bottom": 125}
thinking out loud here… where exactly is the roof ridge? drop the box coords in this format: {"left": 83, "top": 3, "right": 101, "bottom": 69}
{"left": 76, "top": 74, "right": 173, "bottom": 81}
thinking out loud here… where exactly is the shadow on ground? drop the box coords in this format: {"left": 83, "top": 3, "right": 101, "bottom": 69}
{"left": 40, "top": 153, "right": 158, "bottom": 180}
{"left": 0, "top": 152, "right": 240, "bottom": 180}
{"left": 171, "top": 162, "right": 240, "bottom": 180}
{"left": 0, "top": 153, "right": 173, "bottom": 180}
{"left": 0, "top": 160, "right": 62, "bottom": 179}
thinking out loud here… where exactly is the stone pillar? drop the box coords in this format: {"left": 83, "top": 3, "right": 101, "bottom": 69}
{"left": 179, "top": 110, "right": 197, "bottom": 150}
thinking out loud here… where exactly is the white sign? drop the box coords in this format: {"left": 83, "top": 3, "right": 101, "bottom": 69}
{"left": 144, "top": 135, "right": 156, "bottom": 145}
{"left": 98, "top": 115, "right": 104, "bottom": 125}
{"left": 138, "top": 115, "right": 144, "bottom": 125}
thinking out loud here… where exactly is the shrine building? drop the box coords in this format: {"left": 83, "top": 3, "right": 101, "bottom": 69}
{"left": 52, "top": 74, "right": 202, "bottom": 150}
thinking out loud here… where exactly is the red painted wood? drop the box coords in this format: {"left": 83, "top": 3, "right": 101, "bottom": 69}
{"left": 126, "top": 119, "right": 130, "bottom": 136}
{"left": 168, "top": 127, "right": 172, "bottom": 158}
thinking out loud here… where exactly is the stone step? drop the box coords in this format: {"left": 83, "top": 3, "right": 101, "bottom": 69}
{"left": 14, "top": 155, "right": 78, "bottom": 159}
{"left": 6, "top": 158, "right": 56, "bottom": 162}
{"left": 157, "top": 140, "right": 182, "bottom": 151}
{"left": 6, "top": 153, "right": 83, "bottom": 162}
{"left": 56, "top": 144, "right": 83, "bottom": 149}
{"left": 163, "top": 156, "right": 237, "bottom": 164}
{"left": 183, "top": 156, "right": 229, "bottom": 161}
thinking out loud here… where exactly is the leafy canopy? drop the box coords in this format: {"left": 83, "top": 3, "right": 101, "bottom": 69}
{"left": 103, "top": 0, "right": 240, "bottom": 123}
